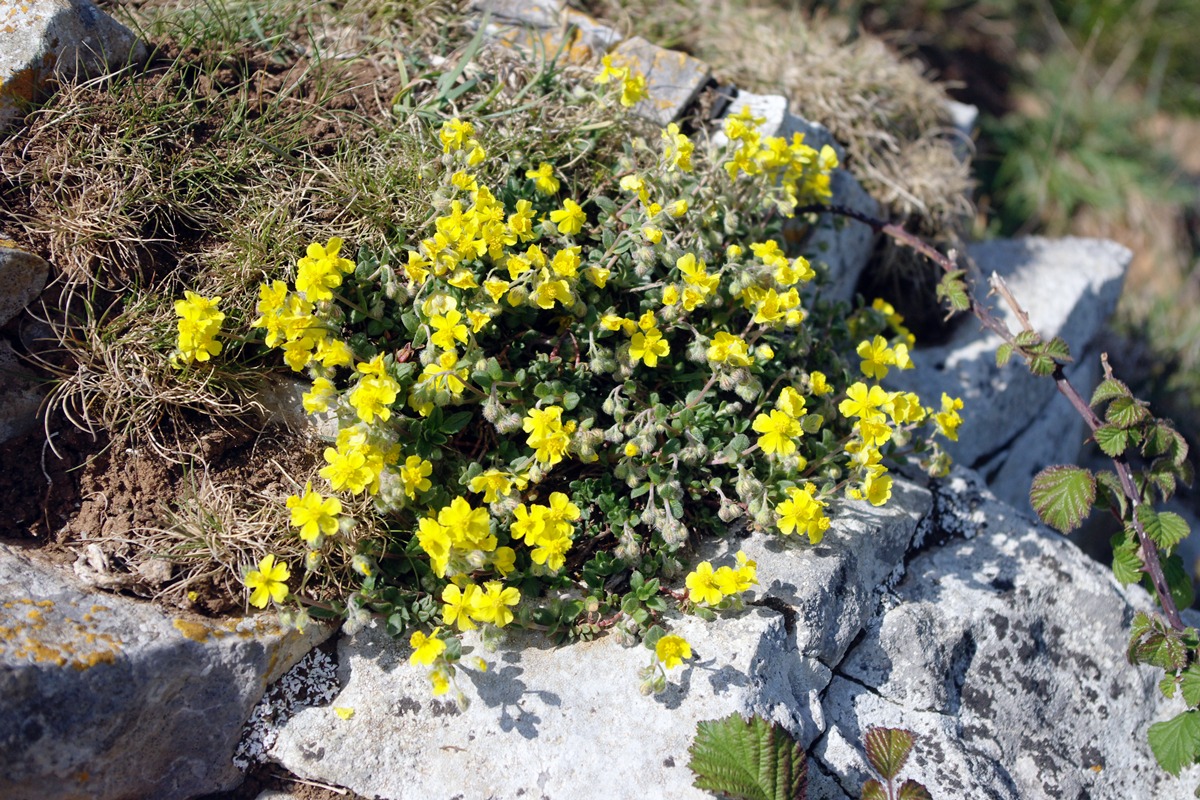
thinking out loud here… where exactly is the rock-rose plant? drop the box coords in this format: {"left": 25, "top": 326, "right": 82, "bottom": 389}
{"left": 173, "top": 68, "right": 961, "bottom": 704}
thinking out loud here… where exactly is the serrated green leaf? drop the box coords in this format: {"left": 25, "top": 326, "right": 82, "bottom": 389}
{"left": 1149, "top": 710, "right": 1200, "bottom": 776}
{"left": 1130, "top": 613, "right": 1188, "bottom": 671}
{"left": 897, "top": 780, "right": 933, "bottom": 800}
{"left": 996, "top": 342, "right": 1014, "bottom": 367}
{"left": 1137, "top": 507, "right": 1190, "bottom": 551}
{"left": 1028, "top": 353, "right": 1056, "bottom": 376}
{"left": 1091, "top": 378, "right": 1131, "bottom": 408}
{"left": 1094, "top": 425, "right": 1129, "bottom": 458}
{"left": 1030, "top": 466, "right": 1095, "bottom": 533}
{"left": 1040, "top": 336, "right": 1073, "bottom": 363}
{"left": 1014, "top": 329, "right": 1041, "bottom": 348}
{"left": 1107, "top": 396, "right": 1150, "bottom": 428}
{"left": 1094, "top": 470, "right": 1128, "bottom": 517}
{"left": 1163, "top": 675, "right": 1181, "bottom": 700}
{"left": 1180, "top": 664, "right": 1200, "bottom": 707}
{"left": 688, "top": 713, "right": 806, "bottom": 800}
{"left": 936, "top": 271, "right": 970, "bottom": 313}
{"left": 862, "top": 780, "right": 887, "bottom": 800}
{"left": 864, "top": 727, "right": 915, "bottom": 780}
{"left": 1164, "top": 554, "right": 1196, "bottom": 610}
{"left": 1111, "top": 535, "right": 1143, "bottom": 585}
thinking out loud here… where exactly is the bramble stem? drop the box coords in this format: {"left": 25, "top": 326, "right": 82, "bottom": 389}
{"left": 796, "top": 204, "right": 1186, "bottom": 632}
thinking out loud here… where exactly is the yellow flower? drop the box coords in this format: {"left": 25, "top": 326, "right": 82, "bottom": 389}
{"left": 857, "top": 335, "right": 897, "bottom": 380}
{"left": 686, "top": 561, "right": 724, "bottom": 605}
{"left": 775, "top": 484, "right": 830, "bottom": 544}
{"left": 525, "top": 162, "right": 560, "bottom": 195}
{"left": 751, "top": 410, "right": 802, "bottom": 456}
{"left": 399, "top": 455, "right": 434, "bottom": 499}
{"left": 442, "top": 582, "right": 482, "bottom": 632}
{"left": 439, "top": 118, "right": 475, "bottom": 153}
{"left": 172, "top": 291, "right": 225, "bottom": 366}
{"left": 549, "top": 199, "right": 587, "bottom": 236}
{"left": 594, "top": 54, "right": 629, "bottom": 85}
{"left": 295, "top": 237, "right": 355, "bottom": 302}
{"left": 619, "top": 72, "right": 647, "bottom": 107}
{"left": 655, "top": 634, "right": 692, "bottom": 670}
{"left": 624, "top": 442, "right": 640, "bottom": 457}
{"left": 630, "top": 328, "right": 669, "bottom": 368}
{"left": 245, "top": 554, "right": 290, "bottom": 608}
{"left": 469, "top": 469, "right": 512, "bottom": 503}
{"left": 934, "top": 393, "right": 965, "bottom": 441}
{"left": 334, "top": 707, "right": 355, "bottom": 720}
{"left": 409, "top": 628, "right": 446, "bottom": 666}
{"left": 286, "top": 482, "right": 342, "bottom": 543}
{"left": 472, "top": 581, "right": 520, "bottom": 628}
{"left": 808, "top": 371, "right": 832, "bottom": 396}
{"left": 661, "top": 123, "right": 694, "bottom": 172}
{"left": 707, "top": 332, "right": 753, "bottom": 366}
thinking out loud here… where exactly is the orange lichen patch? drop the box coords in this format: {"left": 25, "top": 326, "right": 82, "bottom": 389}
{"left": 0, "top": 598, "right": 122, "bottom": 671}
{"left": 172, "top": 618, "right": 217, "bottom": 642}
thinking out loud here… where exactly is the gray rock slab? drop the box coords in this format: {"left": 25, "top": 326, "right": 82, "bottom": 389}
{"left": 270, "top": 607, "right": 828, "bottom": 800}
{"left": 711, "top": 90, "right": 878, "bottom": 301}
{"left": 469, "top": 0, "right": 563, "bottom": 29}
{"left": 1, "top": 0, "right": 145, "bottom": 131}
{"left": 0, "top": 246, "right": 49, "bottom": 326}
{"left": 702, "top": 478, "right": 931, "bottom": 668}
{"left": 888, "top": 237, "right": 1130, "bottom": 468}
{"left": 0, "top": 339, "right": 46, "bottom": 444}
{"left": 819, "top": 483, "right": 1200, "bottom": 798}
{"left": 0, "top": 543, "right": 329, "bottom": 800}
{"left": 611, "top": 36, "right": 711, "bottom": 126}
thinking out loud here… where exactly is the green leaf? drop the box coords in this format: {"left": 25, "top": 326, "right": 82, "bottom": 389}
{"left": 688, "top": 713, "right": 807, "bottom": 800}
{"left": 1014, "top": 329, "right": 1041, "bottom": 348}
{"left": 996, "top": 342, "right": 1014, "bottom": 367}
{"left": 1028, "top": 353, "right": 1056, "bottom": 376}
{"left": 1093, "top": 425, "right": 1129, "bottom": 458}
{"left": 1040, "top": 336, "right": 1072, "bottom": 363}
{"left": 1149, "top": 710, "right": 1200, "bottom": 776}
{"left": 897, "top": 780, "right": 933, "bottom": 800}
{"left": 1091, "top": 378, "right": 1131, "bottom": 408}
{"left": 1030, "top": 466, "right": 1095, "bottom": 533}
{"left": 1107, "top": 396, "right": 1149, "bottom": 429}
{"left": 1094, "top": 470, "right": 1128, "bottom": 517}
{"left": 1164, "top": 554, "right": 1196, "bottom": 610}
{"left": 861, "top": 779, "right": 887, "bottom": 800}
{"left": 1179, "top": 663, "right": 1200, "bottom": 707}
{"left": 863, "top": 727, "right": 916, "bottom": 781}
{"left": 1137, "top": 507, "right": 1190, "bottom": 551}
{"left": 1110, "top": 534, "right": 1143, "bottom": 585}
{"left": 935, "top": 271, "right": 970, "bottom": 313}
{"left": 441, "top": 411, "right": 474, "bottom": 435}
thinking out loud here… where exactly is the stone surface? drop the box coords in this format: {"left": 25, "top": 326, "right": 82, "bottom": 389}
{"left": 474, "top": 0, "right": 619, "bottom": 65}
{"left": 814, "top": 478, "right": 1200, "bottom": 799}
{"left": 0, "top": 543, "right": 329, "bottom": 800}
{"left": 611, "top": 36, "right": 711, "bottom": 126}
{"left": 0, "top": 246, "right": 49, "bottom": 327}
{"left": 713, "top": 90, "right": 880, "bottom": 301}
{"left": 889, "top": 237, "right": 1130, "bottom": 470}
{"left": 1, "top": 0, "right": 146, "bottom": 131}
{"left": 271, "top": 608, "right": 827, "bottom": 800}
{"left": 0, "top": 339, "right": 45, "bottom": 444}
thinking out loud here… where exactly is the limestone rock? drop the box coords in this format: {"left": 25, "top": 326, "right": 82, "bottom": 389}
{"left": 270, "top": 608, "right": 827, "bottom": 800}
{"left": 0, "top": 0, "right": 146, "bottom": 131}
{"left": 0, "top": 246, "right": 49, "bottom": 326}
{"left": 815, "top": 480, "right": 1200, "bottom": 799}
{"left": 0, "top": 543, "right": 329, "bottom": 800}
{"left": 611, "top": 36, "right": 711, "bottom": 125}
{"left": 888, "top": 237, "right": 1129, "bottom": 472}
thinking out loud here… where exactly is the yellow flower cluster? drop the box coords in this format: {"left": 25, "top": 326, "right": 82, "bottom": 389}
{"left": 775, "top": 483, "right": 831, "bottom": 544}
{"left": 685, "top": 551, "right": 758, "bottom": 606}
{"left": 171, "top": 291, "right": 225, "bottom": 367}
{"left": 721, "top": 106, "right": 839, "bottom": 211}
{"left": 594, "top": 54, "right": 648, "bottom": 108}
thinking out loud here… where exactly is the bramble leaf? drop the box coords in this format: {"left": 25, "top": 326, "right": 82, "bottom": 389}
{"left": 1110, "top": 533, "right": 1143, "bottom": 585}
{"left": 1093, "top": 425, "right": 1129, "bottom": 458}
{"left": 1148, "top": 710, "right": 1200, "bottom": 776}
{"left": 688, "top": 713, "right": 806, "bottom": 800}
{"left": 861, "top": 779, "right": 887, "bottom": 800}
{"left": 996, "top": 342, "right": 1014, "bottom": 367}
{"left": 1107, "top": 396, "right": 1149, "bottom": 428}
{"left": 1028, "top": 353, "right": 1056, "bottom": 376}
{"left": 864, "top": 727, "right": 916, "bottom": 781}
{"left": 1014, "top": 329, "right": 1041, "bottom": 348}
{"left": 897, "top": 780, "right": 933, "bottom": 800}
{"left": 936, "top": 271, "right": 970, "bottom": 313}
{"left": 1129, "top": 612, "right": 1188, "bottom": 671}
{"left": 1094, "top": 470, "right": 1128, "bottom": 517}
{"left": 1091, "top": 378, "right": 1131, "bottom": 408}
{"left": 1137, "top": 507, "right": 1190, "bottom": 552}
{"left": 1030, "top": 466, "right": 1095, "bottom": 533}
{"left": 1040, "top": 337, "right": 1072, "bottom": 363}
{"left": 1179, "top": 663, "right": 1200, "bottom": 707}
{"left": 1163, "top": 554, "right": 1195, "bottom": 610}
